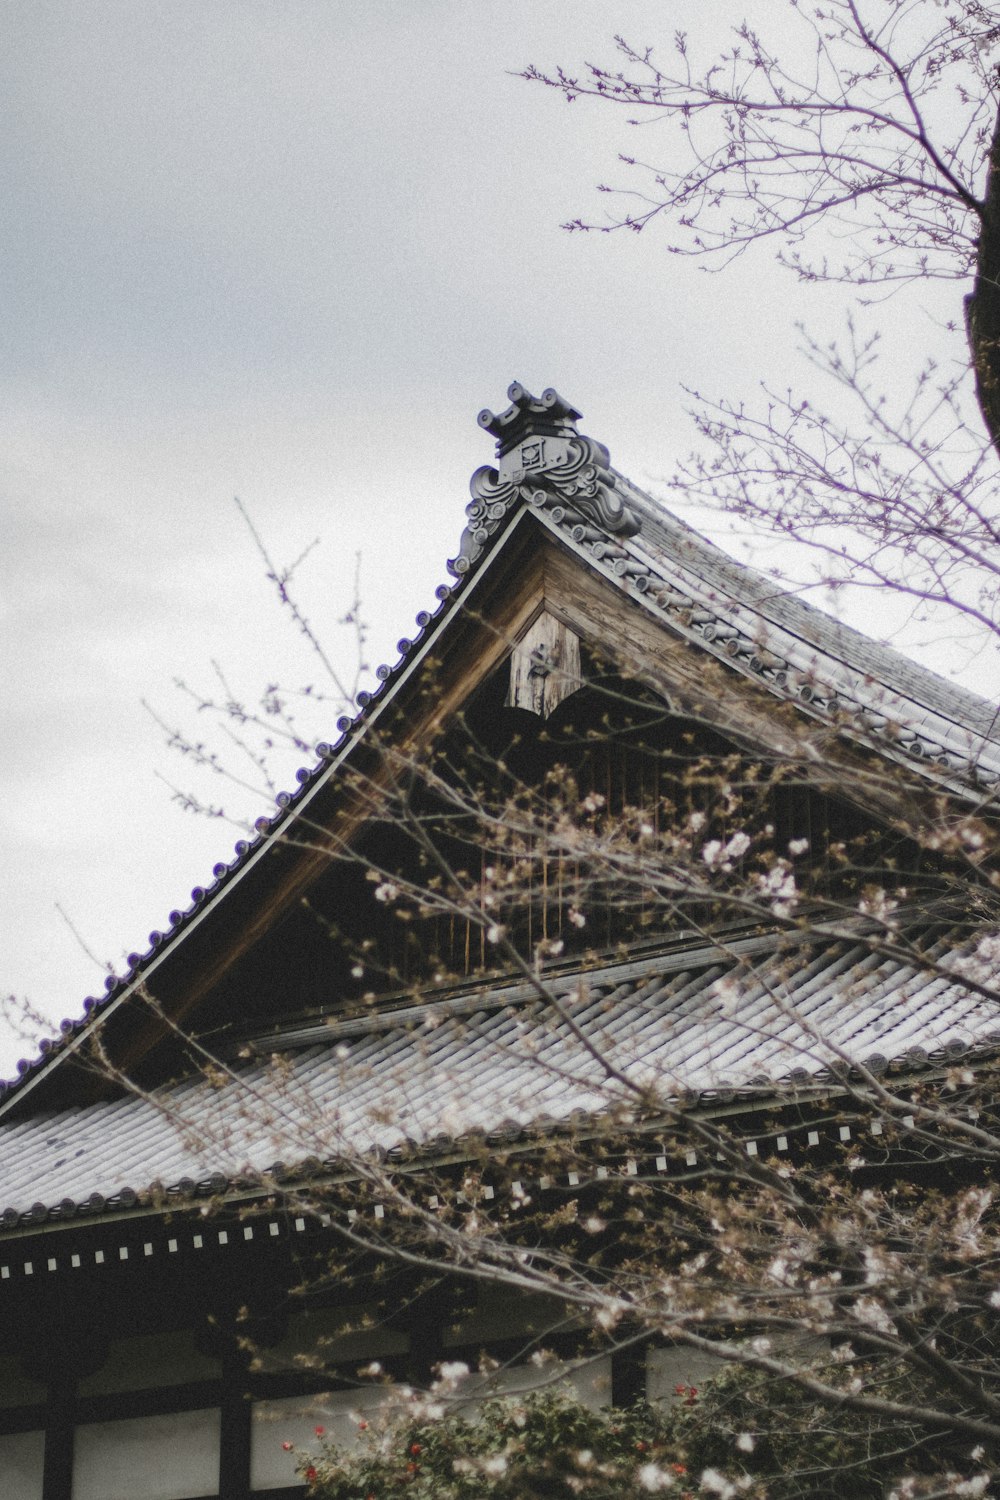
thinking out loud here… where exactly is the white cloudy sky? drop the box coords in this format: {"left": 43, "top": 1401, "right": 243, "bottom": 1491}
{"left": 1, "top": 1, "right": 990, "bottom": 1073}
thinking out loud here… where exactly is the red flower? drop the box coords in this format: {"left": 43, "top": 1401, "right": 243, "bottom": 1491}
{"left": 672, "top": 1464, "right": 687, "bottom": 1474}
{"left": 358, "top": 1419, "right": 369, "bottom": 1430}
{"left": 314, "top": 1425, "right": 325, "bottom": 1436}
{"left": 410, "top": 1443, "right": 422, "bottom": 1456}
{"left": 281, "top": 1441, "right": 293, "bottom": 1452}
{"left": 635, "top": 1440, "right": 647, "bottom": 1452}
{"left": 304, "top": 1467, "right": 318, "bottom": 1483}
{"left": 674, "top": 1384, "right": 687, "bottom": 1395}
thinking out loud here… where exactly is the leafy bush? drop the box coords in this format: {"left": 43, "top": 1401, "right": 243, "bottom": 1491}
{"left": 291, "top": 1361, "right": 985, "bottom": 1499}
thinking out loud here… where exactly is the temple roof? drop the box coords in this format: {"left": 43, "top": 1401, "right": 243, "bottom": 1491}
{"left": 3, "top": 383, "right": 998, "bottom": 1118}
{"left": 1, "top": 917, "right": 997, "bottom": 1236}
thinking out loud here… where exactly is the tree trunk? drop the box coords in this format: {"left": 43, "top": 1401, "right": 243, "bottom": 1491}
{"left": 967, "top": 103, "right": 1000, "bottom": 460}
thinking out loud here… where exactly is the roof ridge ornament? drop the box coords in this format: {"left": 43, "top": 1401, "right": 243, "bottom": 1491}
{"left": 449, "top": 383, "right": 641, "bottom": 576}
{"left": 478, "top": 382, "right": 583, "bottom": 455}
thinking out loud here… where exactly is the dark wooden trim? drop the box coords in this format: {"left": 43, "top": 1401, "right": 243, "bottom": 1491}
{"left": 610, "top": 1342, "right": 647, "bottom": 1407}
{"left": 219, "top": 1346, "right": 252, "bottom": 1500}
{"left": 75, "top": 1379, "right": 224, "bottom": 1425}
{"left": 0, "top": 1401, "right": 46, "bottom": 1436}
{"left": 41, "top": 1371, "right": 74, "bottom": 1500}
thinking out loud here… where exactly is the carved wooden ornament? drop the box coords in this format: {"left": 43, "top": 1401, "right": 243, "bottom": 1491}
{"left": 505, "top": 610, "right": 582, "bottom": 719}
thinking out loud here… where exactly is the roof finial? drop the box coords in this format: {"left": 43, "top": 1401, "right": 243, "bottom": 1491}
{"left": 448, "top": 384, "right": 641, "bottom": 576}
{"left": 477, "top": 383, "right": 583, "bottom": 458}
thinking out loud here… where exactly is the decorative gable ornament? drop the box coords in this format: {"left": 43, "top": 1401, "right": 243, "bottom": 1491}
{"left": 505, "top": 610, "right": 583, "bottom": 719}
{"left": 450, "top": 382, "right": 641, "bottom": 576}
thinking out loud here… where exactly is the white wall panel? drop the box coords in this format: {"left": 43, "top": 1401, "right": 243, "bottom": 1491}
{"left": 0, "top": 1429, "right": 44, "bottom": 1500}
{"left": 251, "top": 1387, "right": 393, "bottom": 1492}
{"left": 459, "top": 1355, "right": 612, "bottom": 1413}
{"left": 72, "top": 1408, "right": 220, "bottom": 1500}
{"left": 647, "top": 1344, "right": 724, "bottom": 1401}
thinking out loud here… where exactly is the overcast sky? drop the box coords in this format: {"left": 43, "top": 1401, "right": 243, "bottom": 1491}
{"left": 1, "top": 1, "right": 988, "bottom": 1074}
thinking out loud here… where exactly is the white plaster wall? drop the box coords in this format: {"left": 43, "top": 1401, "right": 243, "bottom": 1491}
{"left": 72, "top": 1408, "right": 220, "bottom": 1500}
{"left": 0, "top": 1428, "right": 44, "bottom": 1500}
{"left": 457, "top": 1355, "right": 613, "bottom": 1413}
{"left": 647, "top": 1344, "right": 725, "bottom": 1400}
{"left": 251, "top": 1386, "right": 390, "bottom": 1491}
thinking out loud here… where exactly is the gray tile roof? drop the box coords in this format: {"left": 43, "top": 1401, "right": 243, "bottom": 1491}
{"left": 3, "top": 926, "right": 997, "bottom": 1232}
{"left": 7, "top": 383, "right": 998, "bottom": 1121}
{"left": 618, "top": 477, "right": 1000, "bottom": 757}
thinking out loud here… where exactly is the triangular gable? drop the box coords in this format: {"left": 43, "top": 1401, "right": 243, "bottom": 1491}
{"left": 5, "top": 383, "right": 998, "bottom": 1117}
{"left": 460, "top": 387, "right": 1000, "bottom": 782}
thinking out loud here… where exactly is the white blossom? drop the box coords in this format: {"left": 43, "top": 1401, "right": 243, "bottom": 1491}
{"left": 754, "top": 863, "right": 797, "bottom": 915}
{"left": 637, "top": 1462, "right": 676, "bottom": 1492}
{"left": 858, "top": 888, "right": 898, "bottom": 923}
{"left": 976, "top": 934, "right": 1000, "bottom": 963}
{"left": 712, "top": 976, "right": 741, "bottom": 1016}
{"left": 700, "top": 1469, "right": 738, "bottom": 1498}
{"left": 595, "top": 1296, "right": 628, "bottom": 1330}
{"left": 851, "top": 1296, "right": 897, "bottom": 1335}
{"left": 408, "top": 1398, "right": 444, "bottom": 1420}
{"left": 954, "top": 1478, "right": 990, "bottom": 1498}
{"left": 702, "top": 831, "right": 752, "bottom": 871}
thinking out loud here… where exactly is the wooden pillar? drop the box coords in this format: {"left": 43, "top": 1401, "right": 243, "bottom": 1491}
{"left": 610, "top": 1341, "right": 647, "bottom": 1408}
{"left": 218, "top": 1338, "right": 252, "bottom": 1500}
{"left": 41, "top": 1371, "right": 75, "bottom": 1500}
